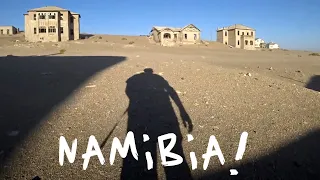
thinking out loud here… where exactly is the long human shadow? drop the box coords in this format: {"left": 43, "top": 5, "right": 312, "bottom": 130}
{"left": 197, "top": 128, "right": 320, "bottom": 180}
{"left": 305, "top": 75, "right": 320, "bottom": 92}
{"left": 0, "top": 55, "right": 126, "bottom": 168}
{"left": 121, "top": 68, "right": 193, "bottom": 180}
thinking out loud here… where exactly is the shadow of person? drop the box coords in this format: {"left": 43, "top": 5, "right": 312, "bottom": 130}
{"left": 120, "top": 68, "right": 193, "bottom": 180}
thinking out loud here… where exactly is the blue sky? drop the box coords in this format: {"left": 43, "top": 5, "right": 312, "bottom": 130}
{"left": 1, "top": 0, "right": 319, "bottom": 51}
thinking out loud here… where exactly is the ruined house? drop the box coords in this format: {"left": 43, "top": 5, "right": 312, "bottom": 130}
{"left": 24, "top": 6, "right": 80, "bottom": 42}
{"left": 217, "top": 24, "right": 256, "bottom": 50}
{"left": 150, "top": 24, "right": 201, "bottom": 46}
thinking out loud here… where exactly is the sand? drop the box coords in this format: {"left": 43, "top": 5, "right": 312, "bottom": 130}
{"left": 0, "top": 34, "right": 319, "bottom": 180}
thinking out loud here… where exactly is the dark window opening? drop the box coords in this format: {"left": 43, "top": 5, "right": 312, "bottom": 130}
{"left": 39, "top": 27, "right": 46, "bottom": 33}
{"left": 0, "top": 30, "right": 3, "bottom": 34}
{"left": 34, "top": 28, "right": 37, "bottom": 34}
{"left": 39, "top": 13, "right": 46, "bottom": 19}
{"left": 194, "top": 34, "right": 197, "bottom": 40}
{"left": 48, "top": 26, "right": 56, "bottom": 33}
{"left": 245, "top": 40, "right": 248, "bottom": 45}
{"left": 184, "top": 34, "right": 187, "bottom": 39}
{"left": 225, "top": 31, "right": 227, "bottom": 36}
{"left": 174, "top": 34, "right": 177, "bottom": 39}
{"left": 238, "top": 31, "right": 239, "bottom": 35}
{"left": 33, "top": 14, "right": 36, "bottom": 20}
{"left": 250, "top": 41, "right": 253, "bottom": 45}
{"left": 7, "top": 29, "right": 9, "bottom": 34}
{"left": 60, "top": 27, "right": 64, "bottom": 34}
{"left": 48, "top": 14, "right": 56, "bottom": 19}
{"left": 247, "top": 32, "right": 249, "bottom": 35}
{"left": 238, "top": 40, "right": 240, "bottom": 45}
{"left": 163, "top": 33, "right": 171, "bottom": 39}
{"left": 225, "top": 42, "right": 227, "bottom": 45}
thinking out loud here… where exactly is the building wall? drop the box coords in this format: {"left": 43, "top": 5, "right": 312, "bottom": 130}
{"left": 60, "top": 11, "right": 70, "bottom": 41}
{"left": 73, "top": 14, "right": 80, "bottom": 40}
{"left": 240, "top": 36, "right": 255, "bottom": 50}
{"left": 216, "top": 30, "right": 223, "bottom": 43}
{"left": 228, "top": 29, "right": 236, "bottom": 47}
{"left": 0, "top": 26, "right": 17, "bottom": 35}
{"left": 181, "top": 27, "right": 200, "bottom": 43}
{"left": 152, "top": 29, "right": 160, "bottom": 42}
{"left": 24, "top": 10, "right": 80, "bottom": 42}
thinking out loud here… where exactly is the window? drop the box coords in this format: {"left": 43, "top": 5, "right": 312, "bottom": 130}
{"left": 225, "top": 31, "right": 227, "bottom": 36}
{"left": 7, "top": 29, "right": 9, "bottom": 34}
{"left": 247, "top": 32, "right": 249, "bottom": 35}
{"left": 184, "top": 34, "right": 187, "bottom": 39}
{"left": 60, "top": 13, "right": 63, "bottom": 20}
{"left": 225, "top": 42, "right": 227, "bottom": 45}
{"left": 250, "top": 41, "right": 253, "bottom": 45}
{"left": 0, "top": 30, "right": 3, "bottom": 34}
{"left": 60, "top": 27, "right": 64, "bottom": 34}
{"left": 34, "top": 28, "right": 37, "bottom": 34}
{"left": 194, "top": 34, "right": 197, "bottom": 40}
{"left": 238, "top": 40, "right": 240, "bottom": 45}
{"left": 242, "top": 32, "right": 244, "bottom": 35}
{"left": 163, "top": 33, "right": 171, "bottom": 39}
{"left": 237, "top": 31, "right": 239, "bottom": 35}
{"left": 48, "top": 26, "right": 56, "bottom": 33}
{"left": 39, "top": 13, "right": 46, "bottom": 19}
{"left": 174, "top": 34, "right": 177, "bottom": 39}
{"left": 39, "top": 27, "right": 46, "bottom": 33}
{"left": 251, "top": 32, "right": 253, "bottom": 36}
{"left": 48, "top": 13, "right": 55, "bottom": 19}
{"left": 33, "top": 14, "right": 36, "bottom": 20}
{"left": 245, "top": 40, "right": 248, "bottom": 45}
{"left": 70, "top": 29, "right": 74, "bottom": 35}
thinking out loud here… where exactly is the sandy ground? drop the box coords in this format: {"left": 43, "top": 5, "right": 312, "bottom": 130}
{"left": 0, "top": 34, "right": 319, "bottom": 180}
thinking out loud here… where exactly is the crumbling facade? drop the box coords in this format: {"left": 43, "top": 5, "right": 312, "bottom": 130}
{"left": 24, "top": 6, "right": 80, "bottom": 42}
{"left": 150, "top": 24, "right": 201, "bottom": 46}
{"left": 217, "top": 24, "right": 256, "bottom": 50}
{"left": 0, "top": 26, "right": 18, "bottom": 35}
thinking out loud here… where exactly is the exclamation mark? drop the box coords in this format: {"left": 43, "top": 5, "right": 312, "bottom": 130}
{"left": 230, "top": 132, "right": 248, "bottom": 176}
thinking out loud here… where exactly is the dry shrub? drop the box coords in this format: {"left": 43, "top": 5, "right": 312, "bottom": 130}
{"left": 128, "top": 41, "right": 134, "bottom": 44}
{"left": 309, "top": 53, "right": 320, "bottom": 56}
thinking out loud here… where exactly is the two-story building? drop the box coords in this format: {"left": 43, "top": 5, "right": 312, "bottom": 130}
{"left": 217, "top": 24, "right": 255, "bottom": 50}
{"left": 24, "top": 6, "right": 80, "bottom": 42}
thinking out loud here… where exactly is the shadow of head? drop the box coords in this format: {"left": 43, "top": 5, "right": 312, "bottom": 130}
{"left": 144, "top": 68, "right": 154, "bottom": 74}
{"left": 0, "top": 55, "right": 126, "bottom": 167}
{"left": 305, "top": 75, "right": 320, "bottom": 92}
{"left": 197, "top": 129, "right": 320, "bottom": 180}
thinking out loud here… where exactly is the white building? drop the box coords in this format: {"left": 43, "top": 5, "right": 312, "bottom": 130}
{"left": 255, "top": 38, "right": 265, "bottom": 48}
{"left": 267, "top": 42, "right": 280, "bottom": 49}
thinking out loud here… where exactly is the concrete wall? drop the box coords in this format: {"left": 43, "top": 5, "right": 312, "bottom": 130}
{"left": 24, "top": 10, "right": 80, "bottom": 42}
{"left": 152, "top": 29, "right": 160, "bottom": 42}
{"left": 216, "top": 30, "right": 223, "bottom": 43}
{"left": 0, "top": 26, "right": 17, "bottom": 35}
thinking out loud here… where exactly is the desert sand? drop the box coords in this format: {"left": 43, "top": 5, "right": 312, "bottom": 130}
{"left": 0, "top": 34, "right": 319, "bottom": 180}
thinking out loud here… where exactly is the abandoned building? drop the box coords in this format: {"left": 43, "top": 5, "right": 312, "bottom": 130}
{"left": 0, "top": 26, "right": 18, "bottom": 35}
{"left": 217, "top": 24, "right": 256, "bottom": 50}
{"left": 24, "top": 6, "right": 80, "bottom": 42}
{"left": 149, "top": 24, "right": 201, "bottom": 46}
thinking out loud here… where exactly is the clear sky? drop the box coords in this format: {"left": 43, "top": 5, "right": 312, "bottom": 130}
{"left": 1, "top": 0, "right": 319, "bottom": 51}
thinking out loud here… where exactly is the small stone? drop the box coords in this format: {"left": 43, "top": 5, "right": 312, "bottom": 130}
{"left": 268, "top": 67, "right": 273, "bottom": 70}
{"left": 245, "top": 73, "right": 252, "bottom": 77}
